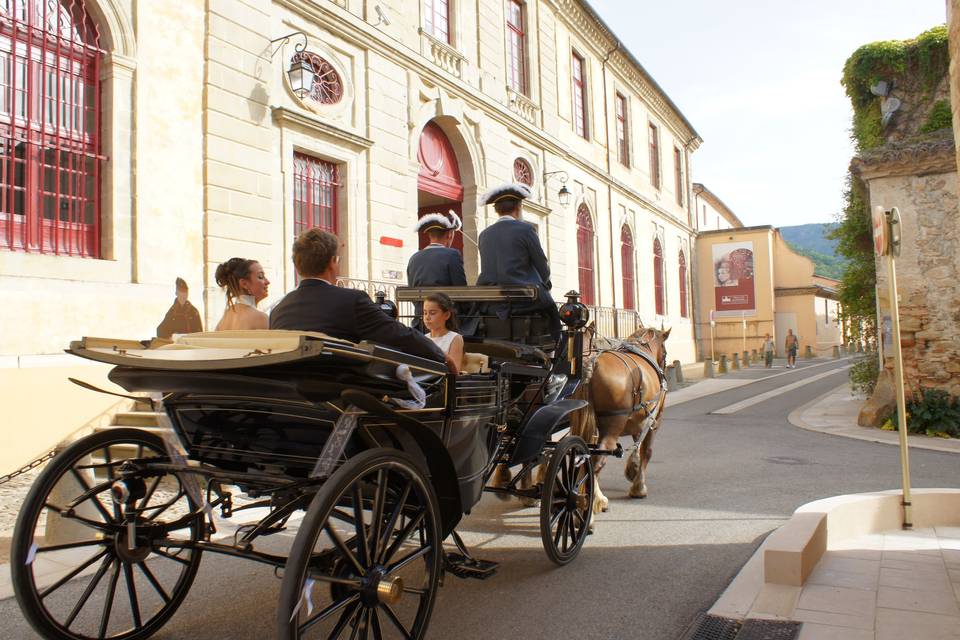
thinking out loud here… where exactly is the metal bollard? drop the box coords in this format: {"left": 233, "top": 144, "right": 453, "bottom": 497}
{"left": 742, "top": 350, "right": 750, "bottom": 367}
{"left": 832, "top": 345, "right": 840, "bottom": 358}
{"left": 732, "top": 353, "right": 741, "bottom": 369}
{"left": 719, "top": 354, "right": 728, "bottom": 374}
{"left": 665, "top": 365, "right": 678, "bottom": 387}
{"left": 673, "top": 359, "right": 684, "bottom": 383}
{"left": 804, "top": 345, "right": 813, "bottom": 359}
{"left": 703, "top": 359, "right": 715, "bottom": 378}
{"left": 751, "top": 348, "right": 759, "bottom": 363}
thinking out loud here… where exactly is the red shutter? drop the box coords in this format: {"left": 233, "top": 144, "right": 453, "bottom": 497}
{"left": 1, "top": 0, "right": 104, "bottom": 258}
{"left": 678, "top": 250, "right": 688, "bottom": 318}
{"left": 653, "top": 238, "right": 664, "bottom": 315}
{"left": 507, "top": 1, "right": 526, "bottom": 94}
{"left": 572, "top": 52, "right": 588, "bottom": 139}
{"left": 620, "top": 225, "right": 635, "bottom": 310}
{"left": 576, "top": 205, "right": 595, "bottom": 305}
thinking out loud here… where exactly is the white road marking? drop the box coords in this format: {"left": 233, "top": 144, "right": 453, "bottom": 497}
{"left": 710, "top": 365, "right": 851, "bottom": 415}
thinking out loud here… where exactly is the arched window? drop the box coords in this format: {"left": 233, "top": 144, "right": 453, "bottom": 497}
{"left": 290, "top": 51, "right": 343, "bottom": 104}
{"left": 653, "top": 237, "right": 664, "bottom": 315}
{"left": 513, "top": 157, "right": 533, "bottom": 187}
{"left": 620, "top": 225, "right": 635, "bottom": 310}
{"left": 678, "top": 250, "right": 688, "bottom": 318}
{"left": 0, "top": 0, "right": 104, "bottom": 257}
{"left": 576, "top": 205, "right": 595, "bottom": 305}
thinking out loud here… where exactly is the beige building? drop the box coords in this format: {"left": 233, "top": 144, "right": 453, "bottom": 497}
{"left": 692, "top": 182, "right": 743, "bottom": 232}
{"left": 695, "top": 223, "right": 843, "bottom": 363}
{"left": 0, "top": 0, "right": 704, "bottom": 471}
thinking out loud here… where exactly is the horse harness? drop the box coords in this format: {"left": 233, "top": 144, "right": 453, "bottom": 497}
{"left": 593, "top": 342, "right": 668, "bottom": 429}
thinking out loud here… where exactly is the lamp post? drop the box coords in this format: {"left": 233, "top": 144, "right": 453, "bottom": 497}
{"left": 270, "top": 31, "right": 315, "bottom": 99}
{"left": 543, "top": 170, "right": 572, "bottom": 207}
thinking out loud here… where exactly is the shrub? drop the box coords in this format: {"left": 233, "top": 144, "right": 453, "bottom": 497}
{"left": 887, "top": 387, "right": 960, "bottom": 438}
{"left": 849, "top": 353, "right": 879, "bottom": 397}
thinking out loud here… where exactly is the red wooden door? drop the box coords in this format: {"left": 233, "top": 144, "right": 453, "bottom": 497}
{"left": 417, "top": 121, "right": 462, "bottom": 200}
{"left": 576, "top": 205, "right": 595, "bottom": 305}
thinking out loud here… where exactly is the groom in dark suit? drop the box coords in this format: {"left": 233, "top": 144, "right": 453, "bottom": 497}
{"left": 477, "top": 183, "right": 561, "bottom": 340}
{"left": 270, "top": 229, "right": 448, "bottom": 367}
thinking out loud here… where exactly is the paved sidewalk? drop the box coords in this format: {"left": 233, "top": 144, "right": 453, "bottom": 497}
{"left": 789, "top": 383, "right": 960, "bottom": 455}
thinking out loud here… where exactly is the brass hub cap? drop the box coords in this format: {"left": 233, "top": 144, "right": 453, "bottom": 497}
{"left": 376, "top": 575, "right": 404, "bottom": 605}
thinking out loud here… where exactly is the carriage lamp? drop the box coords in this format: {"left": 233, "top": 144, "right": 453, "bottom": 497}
{"left": 271, "top": 31, "right": 315, "bottom": 99}
{"left": 559, "top": 290, "right": 589, "bottom": 329}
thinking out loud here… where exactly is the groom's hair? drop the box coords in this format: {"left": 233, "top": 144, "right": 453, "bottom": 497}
{"left": 293, "top": 228, "right": 339, "bottom": 277}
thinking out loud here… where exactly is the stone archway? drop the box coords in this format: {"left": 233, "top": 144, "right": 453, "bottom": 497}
{"left": 417, "top": 121, "right": 464, "bottom": 252}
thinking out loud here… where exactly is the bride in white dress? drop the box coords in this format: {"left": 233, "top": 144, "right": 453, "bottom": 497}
{"left": 213, "top": 257, "right": 270, "bottom": 331}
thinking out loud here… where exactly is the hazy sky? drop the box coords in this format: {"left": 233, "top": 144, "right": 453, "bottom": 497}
{"left": 588, "top": 0, "right": 948, "bottom": 228}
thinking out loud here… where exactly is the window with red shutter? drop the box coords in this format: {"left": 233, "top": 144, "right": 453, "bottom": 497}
{"left": 674, "top": 147, "right": 684, "bottom": 206}
{"left": 648, "top": 123, "right": 660, "bottom": 190}
{"left": 678, "top": 250, "right": 688, "bottom": 318}
{"left": 572, "top": 52, "right": 588, "bottom": 139}
{"left": 615, "top": 93, "right": 629, "bottom": 167}
{"left": 576, "top": 205, "right": 595, "bottom": 305}
{"left": 424, "top": 0, "right": 451, "bottom": 43}
{"left": 621, "top": 225, "right": 635, "bottom": 310}
{"left": 0, "top": 0, "right": 104, "bottom": 258}
{"left": 506, "top": 1, "right": 526, "bottom": 95}
{"left": 653, "top": 237, "right": 664, "bottom": 315}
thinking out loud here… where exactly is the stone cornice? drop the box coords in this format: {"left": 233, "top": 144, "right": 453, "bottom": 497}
{"left": 851, "top": 135, "right": 957, "bottom": 180}
{"left": 549, "top": 0, "right": 701, "bottom": 147}
{"left": 775, "top": 285, "right": 838, "bottom": 300}
{"left": 271, "top": 107, "right": 375, "bottom": 149}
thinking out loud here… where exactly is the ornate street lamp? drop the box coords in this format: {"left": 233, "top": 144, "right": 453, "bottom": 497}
{"left": 270, "top": 31, "right": 315, "bottom": 99}
{"left": 544, "top": 170, "right": 572, "bottom": 208}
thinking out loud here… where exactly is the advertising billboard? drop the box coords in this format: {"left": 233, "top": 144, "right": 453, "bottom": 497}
{"left": 713, "top": 241, "right": 755, "bottom": 315}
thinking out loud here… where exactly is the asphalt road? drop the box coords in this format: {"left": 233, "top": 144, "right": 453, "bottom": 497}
{"left": 2, "top": 358, "right": 958, "bottom": 640}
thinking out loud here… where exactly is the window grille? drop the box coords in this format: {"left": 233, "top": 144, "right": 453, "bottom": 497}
{"left": 0, "top": 0, "right": 104, "bottom": 258}
{"left": 293, "top": 153, "right": 339, "bottom": 238}
{"left": 679, "top": 250, "right": 688, "bottom": 318}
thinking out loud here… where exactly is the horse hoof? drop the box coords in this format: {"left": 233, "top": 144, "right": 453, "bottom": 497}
{"left": 521, "top": 497, "right": 539, "bottom": 508}
{"left": 628, "top": 489, "right": 648, "bottom": 499}
{"left": 624, "top": 464, "right": 637, "bottom": 482}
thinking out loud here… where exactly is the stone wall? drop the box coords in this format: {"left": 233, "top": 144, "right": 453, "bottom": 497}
{"left": 854, "top": 140, "right": 960, "bottom": 398}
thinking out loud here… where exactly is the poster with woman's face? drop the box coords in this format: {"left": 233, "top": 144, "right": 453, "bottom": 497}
{"left": 713, "top": 241, "right": 755, "bottom": 314}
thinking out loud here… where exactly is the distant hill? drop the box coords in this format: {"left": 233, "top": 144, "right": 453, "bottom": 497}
{"left": 779, "top": 223, "right": 847, "bottom": 280}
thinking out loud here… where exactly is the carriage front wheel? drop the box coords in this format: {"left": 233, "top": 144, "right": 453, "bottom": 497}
{"left": 277, "top": 448, "right": 443, "bottom": 640}
{"left": 539, "top": 435, "right": 594, "bottom": 565}
{"left": 10, "top": 427, "right": 204, "bottom": 640}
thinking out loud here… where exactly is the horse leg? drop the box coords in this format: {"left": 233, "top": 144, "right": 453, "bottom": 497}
{"left": 624, "top": 445, "right": 640, "bottom": 483}
{"left": 491, "top": 463, "right": 512, "bottom": 501}
{"left": 628, "top": 430, "right": 655, "bottom": 499}
{"left": 518, "top": 465, "right": 538, "bottom": 507}
{"left": 592, "top": 434, "right": 618, "bottom": 514}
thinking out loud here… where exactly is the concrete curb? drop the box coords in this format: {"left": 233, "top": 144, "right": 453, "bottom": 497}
{"left": 787, "top": 384, "right": 960, "bottom": 455}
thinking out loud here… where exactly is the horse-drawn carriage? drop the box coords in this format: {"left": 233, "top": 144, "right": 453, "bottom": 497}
{"left": 10, "top": 287, "right": 621, "bottom": 640}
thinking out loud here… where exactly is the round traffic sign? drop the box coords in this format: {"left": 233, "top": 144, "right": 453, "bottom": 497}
{"left": 872, "top": 206, "right": 889, "bottom": 256}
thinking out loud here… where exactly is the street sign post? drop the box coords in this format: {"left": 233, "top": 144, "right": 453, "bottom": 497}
{"left": 709, "top": 309, "right": 716, "bottom": 363}
{"left": 873, "top": 205, "right": 912, "bottom": 529}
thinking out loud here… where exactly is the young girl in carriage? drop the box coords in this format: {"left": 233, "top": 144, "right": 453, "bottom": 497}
{"left": 422, "top": 292, "right": 465, "bottom": 373}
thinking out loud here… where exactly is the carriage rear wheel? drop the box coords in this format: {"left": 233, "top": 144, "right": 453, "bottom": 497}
{"left": 277, "top": 448, "right": 443, "bottom": 640}
{"left": 10, "top": 428, "right": 204, "bottom": 640}
{"left": 539, "top": 435, "right": 594, "bottom": 566}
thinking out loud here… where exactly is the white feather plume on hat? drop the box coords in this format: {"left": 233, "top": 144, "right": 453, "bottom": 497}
{"left": 480, "top": 183, "right": 531, "bottom": 206}
{"left": 415, "top": 209, "right": 463, "bottom": 233}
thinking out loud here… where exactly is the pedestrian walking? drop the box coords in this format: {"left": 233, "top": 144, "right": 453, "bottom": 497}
{"left": 785, "top": 329, "right": 799, "bottom": 368}
{"left": 762, "top": 333, "right": 775, "bottom": 368}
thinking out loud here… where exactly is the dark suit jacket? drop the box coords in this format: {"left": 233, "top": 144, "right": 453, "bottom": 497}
{"left": 269, "top": 279, "right": 445, "bottom": 363}
{"left": 476, "top": 217, "right": 554, "bottom": 305}
{"left": 406, "top": 245, "right": 467, "bottom": 288}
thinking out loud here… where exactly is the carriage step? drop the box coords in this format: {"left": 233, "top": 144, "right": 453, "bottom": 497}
{"left": 444, "top": 553, "right": 498, "bottom": 580}
{"left": 113, "top": 411, "right": 164, "bottom": 427}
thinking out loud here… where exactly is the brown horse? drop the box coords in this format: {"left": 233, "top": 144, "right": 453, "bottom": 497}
{"left": 571, "top": 326, "right": 670, "bottom": 516}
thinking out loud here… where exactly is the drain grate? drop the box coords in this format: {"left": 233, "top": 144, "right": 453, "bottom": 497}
{"left": 736, "top": 619, "right": 803, "bottom": 640}
{"left": 679, "top": 613, "right": 742, "bottom": 640}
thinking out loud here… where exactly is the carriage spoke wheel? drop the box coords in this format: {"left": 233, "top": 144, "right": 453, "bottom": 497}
{"left": 539, "top": 436, "right": 594, "bottom": 566}
{"left": 11, "top": 428, "right": 204, "bottom": 640}
{"left": 279, "top": 448, "right": 442, "bottom": 640}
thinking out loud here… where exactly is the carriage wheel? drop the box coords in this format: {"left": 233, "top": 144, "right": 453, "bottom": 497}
{"left": 539, "top": 436, "right": 594, "bottom": 566}
{"left": 278, "top": 448, "right": 443, "bottom": 640}
{"left": 11, "top": 428, "right": 204, "bottom": 640}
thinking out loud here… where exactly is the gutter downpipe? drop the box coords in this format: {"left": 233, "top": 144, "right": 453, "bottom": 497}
{"left": 691, "top": 183, "right": 705, "bottom": 360}
{"left": 601, "top": 40, "right": 620, "bottom": 335}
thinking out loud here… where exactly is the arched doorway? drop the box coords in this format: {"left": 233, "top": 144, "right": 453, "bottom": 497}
{"left": 417, "top": 121, "right": 463, "bottom": 252}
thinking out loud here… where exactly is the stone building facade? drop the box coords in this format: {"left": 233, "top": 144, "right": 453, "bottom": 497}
{"left": 0, "top": 0, "right": 704, "bottom": 470}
